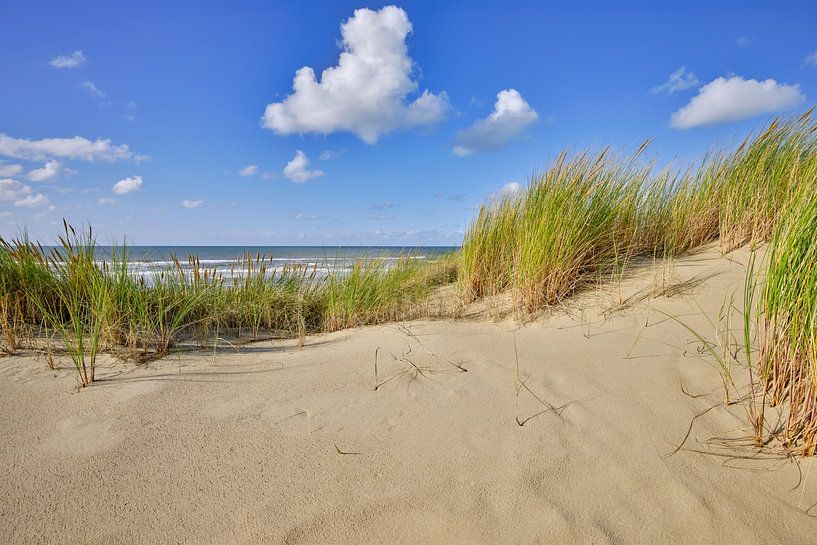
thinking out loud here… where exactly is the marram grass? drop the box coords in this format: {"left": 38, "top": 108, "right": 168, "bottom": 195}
{"left": 460, "top": 110, "right": 817, "bottom": 314}
{"left": 762, "top": 180, "right": 817, "bottom": 455}
{"left": 459, "top": 110, "right": 817, "bottom": 454}
{"left": 0, "top": 222, "right": 457, "bottom": 385}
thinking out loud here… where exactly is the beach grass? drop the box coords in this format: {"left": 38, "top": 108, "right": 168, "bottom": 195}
{"left": 762, "top": 175, "right": 817, "bottom": 455}
{"left": 460, "top": 111, "right": 817, "bottom": 315}
{"left": 458, "top": 110, "right": 817, "bottom": 454}
{"left": 0, "top": 223, "right": 457, "bottom": 384}
{"left": 3, "top": 111, "right": 817, "bottom": 457}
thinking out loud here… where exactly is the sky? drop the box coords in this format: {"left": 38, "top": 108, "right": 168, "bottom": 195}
{"left": 1, "top": 0, "right": 816, "bottom": 245}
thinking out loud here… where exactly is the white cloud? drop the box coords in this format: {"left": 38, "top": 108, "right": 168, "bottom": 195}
{"left": 181, "top": 199, "right": 203, "bottom": 209}
{"left": 736, "top": 36, "right": 751, "bottom": 47}
{"left": 261, "top": 6, "right": 448, "bottom": 143}
{"left": 293, "top": 212, "right": 321, "bottom": 220}
{"left": 453, "top": 89, "right": 538, "bottom": 156}
{"left": 651, "top": 67, "right": 699, "bottom": 95}
{"left": 495, "top": 182, "right": 523, "bottom": 199}
{"left": 15, "top": 193, "right": 49, "bottom": 208}
{"left": 319, "top": 149, "right": 346, "bottom": 161}
{"left": 670, "top": 76, "right": 806, "bottom": 129}
{"left": 80, "top": 81, "right": 107, "bottom": 99}
{"left": 240, "top": 165, "right": 259, "bottom": 177}
{"left": 283, "top": 150, "right": 324, "bottom": 183}
{"left": 806, "top": 49, "right": 817, "bottom": 66}
{"left": 112, "top": 175, "right": 143, "bottom": 195}
{"left": 98, "top": 197, "right": 117, "bottom": 205}
{"left": 0, "top": 134, "right": 142, "bottom": 162}
{"left": 26, "top": 160, "right": 61, "bottom": 182}
{"left": 0, "top": 179, "right": 32, "bottom": 201}
{"left": 50, "top": 50, "right": 85, "bottom": 68}
{"left": 0, "top": 163, "right": 23, "bottom": 177}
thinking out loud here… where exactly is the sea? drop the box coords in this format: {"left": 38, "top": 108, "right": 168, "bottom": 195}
{"left": 90, "top": 245, "right": 458, "bottom": 281}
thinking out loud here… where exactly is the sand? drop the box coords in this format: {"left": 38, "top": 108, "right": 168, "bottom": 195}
{"left": 2, "top": 244, "right": 817, "bottom": 544}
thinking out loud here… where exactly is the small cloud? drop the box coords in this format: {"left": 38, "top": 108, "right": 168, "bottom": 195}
{"left": 434, "top": 191, "right": 468, "bottom": 202}
{"left": 123, "top": 102, "right": 137, "bottom": 122}
{"left": 651, "top": 67, "right": 699, "bottom": 95}
{"left": 181, "top": 199, "right": 203, "bottom": 209}
{"left": 365, "top": 214, "right": 395, "bottom": 220}
{"left": 112, "top": 175, "right": 143, "bottom": 194}
{"left": 736, "top": 36, "right": 751, "bottom": 47}
{"left": 0, "top": 134, "right": 142, "bottom": 162}
{"left": 283, "top": 150, "right": 324, "bottom": 183}
{"left": 670, "top": 75, "right": 805, "bottom": 129}
{"left": 0, "top": 178, "right": 32, "bottom": 201}
{"left": 15, "top": 193, "right": 49, "bottom": 208}
{"left": 497, "top": 182, "right": 523, "bottom": 198}
{"left": 806, "top": 49, "right": 817, "bottom": 67}
{"left": 261, "top": 6, "right": 448, "bottom": 144}
{"left": 0, "top": 163, "right": 23, "bottom": 177}
{"left": 26, "top": 160, "right": 61, "bottom": 182}
{"left": 453, "top": 89, "right": 538, "bottom": 156}
{"left": 50, "top": 50, "right": 85, "bottom": 69}
{"left": 319, "top": 149, "right": 346, "bottom": 161}
{"left": 369, "top": 201, "right": 396, "bottom": 210}
{"left": 261, "top": 171, "right": 278, "bottom": 180}
{"left": 80, "top": 81, "right": 107, "bottom": 99}
{"left": 293, "top": 212, "right": 321, "bottom": 220}
{"left": 240, "top": 165, "right": 259, "bottom": 177}
{"left": 98, "top": 197, "right": 117, "bottom": 205}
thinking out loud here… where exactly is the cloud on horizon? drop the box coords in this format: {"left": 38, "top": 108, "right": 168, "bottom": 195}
{"left": 670, "top": 76, "right": 805, "bottom": 129}
{"left": 283, "top": 150, "right": 324, "bottom": 183}
{"left": 261, "top": 6, "right": 448, "bottom": 144}
{"left": 453, "top": 89, "right": 538, "bottom": 156}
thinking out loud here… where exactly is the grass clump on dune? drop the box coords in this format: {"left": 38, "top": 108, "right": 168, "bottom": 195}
{"left": 460, "top": 110, "right": 817, "bottom": 315}
{"left": 0, "top": 223, "right": 457, "bottom": 385}
{"left": 762, "top": 182, "right": 817, "bottom": 455}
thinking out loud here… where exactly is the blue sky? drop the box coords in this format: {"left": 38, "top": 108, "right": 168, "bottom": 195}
{"left": 1, "top": 0, "right": 815, "bottom": 245}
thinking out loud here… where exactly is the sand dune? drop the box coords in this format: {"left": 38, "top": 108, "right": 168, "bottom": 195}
{"left": 2, "top": 244, "right": 816, "bottom": 544}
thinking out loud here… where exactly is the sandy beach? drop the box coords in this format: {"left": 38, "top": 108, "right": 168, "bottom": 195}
{"left": 2, "top": 245, "right": 816, "bottom": 544}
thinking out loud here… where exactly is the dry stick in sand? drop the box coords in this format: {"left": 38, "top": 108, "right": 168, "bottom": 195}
{"left": 373, "top": 346, "right": 380, "bottom": 391}
{"left": 392, "top": 323, "right": 468, "bottom": 372}
{"left": 334, "top": 443, "right": 362, "bottom": 456}
{"left": 512, "top": 334, "right": 566, "bottom": 426}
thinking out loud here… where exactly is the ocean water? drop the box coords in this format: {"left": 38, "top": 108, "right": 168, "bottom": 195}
{"left": 90, "top": 245, "right": 458, "bottom": 280}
